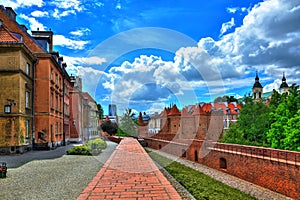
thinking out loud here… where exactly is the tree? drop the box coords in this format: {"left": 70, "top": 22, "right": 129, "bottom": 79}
{"left": 138, "top": 112, "right": 145, "bottom": 126}
{"left": 220, "top": 98, "right": 270, "bottom": 146}
{"left": 119, "top": 108, "right": 139, "bottom": 137}
{"left": 100, "top": 117, "right": 118, "bottom": 136}
{"left": 97, "top": 104, "right": 104, "bottom": 119}
{"left": 267, "top": 84, "right": 300, "bottom": 150}
{"left": 214, "top": 95, "right": 238, "bottom": 103}
{"left": 283, "top": 109, "right": 300, "bottom": 151}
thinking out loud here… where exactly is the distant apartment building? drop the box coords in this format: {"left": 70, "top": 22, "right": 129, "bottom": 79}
{"left": 83, "top": 92, "right": 100, "bottom": 141}
{"left": 108, "top": 104, "right": 117, "bottom": 116}
{"left": 63, "top": 71, "right": 72, "bottom": 144}
{"left": 0, "top": 21, "right": 37, "bottom": 153}
{"left": 69, "top": 76, "right": 84, "bottom": 143}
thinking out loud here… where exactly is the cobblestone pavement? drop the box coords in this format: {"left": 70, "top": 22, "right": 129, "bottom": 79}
{"left": 0, "top": 144, "right": 74, "bottom": 168}
{"left": 0, "top": 141, "right": 118, "bottom": 200}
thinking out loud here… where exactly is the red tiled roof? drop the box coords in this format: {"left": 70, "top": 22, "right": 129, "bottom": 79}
{"left": 168, "top": 105, "right": 181, "bottom": 116}
{"left": 0, "top": 24, "right": 19, "bottom": 42}
{"left": 192, "top": 104, "right": 206, "bottom": 115}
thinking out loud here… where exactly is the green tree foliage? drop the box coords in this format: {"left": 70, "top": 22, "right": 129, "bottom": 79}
{"left": 283, "top": 109, "right": 300, "bottom": 151}
{"left": 214, "top": 95, "right": 238, "bottom": 103}
{"left": 267, "top": 84, "right": 300, "bottom": 150}
{"left": 220, "top": 98, "right": 270, "bottom": 146}
{"left": 221, "top": 84, "right": 300, "bottom": 152}
{"left": 97, "top": 104, "right": 104, "bottom": 119}
{"left": 100, "top": 118, "right": 118, "bottom": 135}
{"left": 119, "top": 108, "right": 139, "bottom": 137}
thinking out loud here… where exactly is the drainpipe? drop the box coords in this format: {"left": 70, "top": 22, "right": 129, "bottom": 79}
{"left": 32, "top": 58, "right": 38, "bottom": 150}
{"left": 62, "top": 75, "right": 65, "bottom": 146}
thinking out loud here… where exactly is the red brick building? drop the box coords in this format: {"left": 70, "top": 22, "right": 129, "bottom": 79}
{"left": 69, "top": 76, "right": 84, "bottom": 143}
{"left": 147, "top": 102, "right": 241, "bottom": 141}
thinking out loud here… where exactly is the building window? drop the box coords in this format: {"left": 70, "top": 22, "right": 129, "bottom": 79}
{"left": 56, "top": 74, "right": 58, "bottom": 84}
{"left": 194, "top": 150, "right": 198, "bottom": 162}
{"left": 50, "top": 68, "right": 54, "bottom": 80}
{"left": 50, "top": 93, "right": 54, "bottom": 108}
{"left": 26, "top": 63, "right": 30, "bottom": 75}
{"left": 56, "top": 121, "right": 59, "bottom": 135}
{"left": 25, "top": 91, "right": 30, "bottom": 108}
{"left": 56, "top": 95, "right": 58, "bottom": 109}
{"left": 26, "top": 119, "right": 30, "bottom": 138}
{"left": 220, "top": 157, "right": 227, "bottom": 169}
{"left": 182, "top": 149, "right": 186, "bottom": 158}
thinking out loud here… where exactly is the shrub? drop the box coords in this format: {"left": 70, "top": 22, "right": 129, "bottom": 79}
{"left": 66, "top": 138, "right": 107, "bottom": 156}
{"left": 86, "top": 138, "right": 107, "bottom": 151}
{"left": 66, "top": 145, "right": 91, "bottom": 156}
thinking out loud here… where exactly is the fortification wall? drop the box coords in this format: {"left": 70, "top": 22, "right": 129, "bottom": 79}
{"left": 145, "top": 138, "right": 300, "bottom": 199}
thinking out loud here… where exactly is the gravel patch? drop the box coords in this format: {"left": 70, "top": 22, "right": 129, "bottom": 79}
{"left": 0, "top": 141, "right": 117, "bottom": 200}
{"left": 148, "top": 148, "right": 293, "bottom": 200}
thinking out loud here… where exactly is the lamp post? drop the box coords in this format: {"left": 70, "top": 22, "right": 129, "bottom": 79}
{"left": 4, "top": 99, "right": 16, "bottom": 113}
{"left": 4, "top": 104, "right": 11, "bottom": 114}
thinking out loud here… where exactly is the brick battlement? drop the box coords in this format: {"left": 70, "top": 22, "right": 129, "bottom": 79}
{"left": 145, "top": 138, "right": 300, "bottom": 199}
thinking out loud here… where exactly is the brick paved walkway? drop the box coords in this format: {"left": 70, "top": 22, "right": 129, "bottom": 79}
{"left": 77, "top": 137, "right": 182, "bottom": 200}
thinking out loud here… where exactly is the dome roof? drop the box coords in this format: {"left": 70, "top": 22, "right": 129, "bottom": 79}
{"left": 279, "top": 72, "right": 289, "bottom": 89}
{"left": 252, "top": 72, "right": 263, "bottom": 88}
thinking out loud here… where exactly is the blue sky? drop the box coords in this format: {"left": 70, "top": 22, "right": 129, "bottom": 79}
{"left": 4, "top": 0, "right": 300, "bottom": 115}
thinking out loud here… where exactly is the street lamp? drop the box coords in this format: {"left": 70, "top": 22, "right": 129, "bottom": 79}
{"left": 4, "top": 104, "right": 11, "bottom": 114}
{"left": 4, "top": 99, "right": 16, "bottom": 114}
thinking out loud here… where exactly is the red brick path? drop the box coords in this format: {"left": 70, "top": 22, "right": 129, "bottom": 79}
{"left": 77, "top": 137, "right": 182, "bottom": 200}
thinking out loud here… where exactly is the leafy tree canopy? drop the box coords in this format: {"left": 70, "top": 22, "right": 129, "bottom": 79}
{"left": 119, "top": 108, "right": 139, "bottom": 138}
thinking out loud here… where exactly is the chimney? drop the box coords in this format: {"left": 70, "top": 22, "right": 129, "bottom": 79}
{"left": 5, "top": 7, "right": 17, "bottom": 21}
{"left": 31, "top": 29, "right": 54, "bottom": 52}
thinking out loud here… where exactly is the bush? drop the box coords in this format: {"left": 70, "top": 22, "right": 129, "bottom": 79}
{"left": 66, "top": 145, "right": 91, "bottom": 156}
{"left": 86, "top": 138, "right": 107, "bottom": 151}
{"left": 66, "top": 138, "right": 107, "bottom": 156}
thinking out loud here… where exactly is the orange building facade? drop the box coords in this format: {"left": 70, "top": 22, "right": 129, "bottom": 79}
{"left": 0, "top": 22, "right": 37, "bottom": 153}
{"left": 0, "top": 6, "right": 98, "bottom": 153}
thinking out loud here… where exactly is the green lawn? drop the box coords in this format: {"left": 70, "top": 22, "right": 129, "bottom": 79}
{"left": 148, "top": 151, "right": 257, "bottom": 200}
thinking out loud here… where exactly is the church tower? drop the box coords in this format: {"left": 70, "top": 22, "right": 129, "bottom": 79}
{"left": 252, "top": 71, "right": 263, "bottom": 100}
{"left": 279, "top": 72, "right": 289, "bottom": 94}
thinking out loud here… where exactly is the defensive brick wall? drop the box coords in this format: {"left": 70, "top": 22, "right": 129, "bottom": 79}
{"left": 144, "top": 138, "right": 300, "bottom": 199}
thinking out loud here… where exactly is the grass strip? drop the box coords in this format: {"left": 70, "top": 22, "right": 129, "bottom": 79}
{"left": 148, "top": 150, "right": 257, "bottom": 200}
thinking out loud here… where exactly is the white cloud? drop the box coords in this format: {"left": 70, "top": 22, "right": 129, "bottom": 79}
{"left": 62, "top": 55, "right": 106, "bottom": 67}
{"left": 95, "top": 2, "right": 105, "bottom": 7}
{"left": 2, "top": 0, "right": 44, "bottom": 9}
{"left": 220, "top": 17, "right": 235, "bottom": 36}
{"left": 226, "top": 7, "right": 239, "bottom": 14}
{"left": 116, "top": 3, "right": 122, "bottom": 10}
{"left": 19, "top": 14, "right": 47, "bottom": 31}
{"left": 51, "top": 0, "right": 84, "bottom": 12}
{"left": 31, "top": 10, "right": 48, "bottom": 17}
{"left": 70, "top": 28, "right": 91, "bottom": 37}
{"left": 52, "top": 8, "right": 76, "bottom": 19}
{"left": 226, "top": 7, "right": 248, "bottom": 14}
{"left": 53, "top": 35, "right": 89, "bottom": 50}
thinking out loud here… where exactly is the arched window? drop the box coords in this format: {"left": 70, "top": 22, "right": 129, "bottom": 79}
{"left": 194, "top": 150, "right": 198, "bottom": 162}
{"left": 158, "top": 144, "right": 162, "bottom": 150}
{"left": 182, "top": 149, "right": 186, "bottom": 158}
{"left": 220, "top": 157, "right": 227, "bottom": 169}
